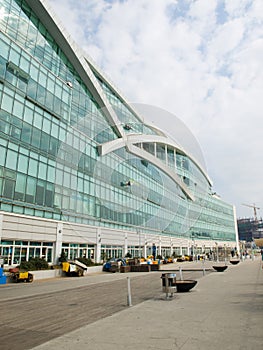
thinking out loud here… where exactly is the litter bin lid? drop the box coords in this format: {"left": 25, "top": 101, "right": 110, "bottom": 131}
{"left": 161, "top": 273, "right": 176, "bottom": 278}
{"left": 167, "top": 273, "right": 176, "bottom": 278}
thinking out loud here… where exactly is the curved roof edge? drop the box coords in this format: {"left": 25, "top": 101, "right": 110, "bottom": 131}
{"left": 99, "top": 133, "right": 212, "bottom": 187}
{"left": 127, "top": 143, "right": 195, "bottom": 201}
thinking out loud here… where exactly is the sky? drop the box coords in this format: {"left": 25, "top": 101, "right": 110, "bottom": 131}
{"left": 48, "top": 0, "right": 263, "bottom": 219}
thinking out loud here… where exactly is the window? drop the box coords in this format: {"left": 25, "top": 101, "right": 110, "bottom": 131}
{"left": 40, "top": 132, "right": 50, "bottom": 153}
{"left": 25, "top": 177, "right": 35, "bottom": 203}
{"left": 28, "top": 158, "right": 38, "bottom": 177}
{"left": 156, "top": 144, "right": 166, "bottom": 161}
{"left": 3, "top": 178, "right": 15, "bottom": 198}
{"left": 0, "top": 146, "right": 6, "bottom": 166}
{"left": 2, "top": 93, "right": 13, "bottom": 113}
{"left": 21, "top": 123, "right": 32, "bottom": 144}
{"left": 17, "top": 153, "right": 28, "bottom": 173}
{"left": 6, "top": 149, "right": 18, "bottom": 170}
{"left": 36, "top": 180, "right": 45, "bottom": 205}
{"left": 143, "top": 142, "right": 155, "bottom": 155}
{"left": 14, "top": 173, "right": 26, "bottom": 200}
{"left": 45, "top": 183, "right": 53, "bottom": 207}
{"left": 31, "top": 128, "right": 41, "bottom": 149}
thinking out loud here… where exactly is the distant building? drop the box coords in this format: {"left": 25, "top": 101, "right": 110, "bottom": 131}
{"left": 237, "top": 218, "right": 263, "bottom": 242}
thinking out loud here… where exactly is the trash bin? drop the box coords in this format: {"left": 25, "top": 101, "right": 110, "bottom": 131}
{"left": 161, "top": 273, "right": 176, "bottom": 287}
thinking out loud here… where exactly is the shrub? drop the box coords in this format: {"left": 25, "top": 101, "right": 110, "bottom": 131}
{"left": 19, "top": 260, "right": 34, "bottom": 271}
{"left": 76, "top": 257, "right": 103, "bottom": 266}
{"left": 58, "top": 251, "right": 68, "bottom": 262}
{"left": 76, "top": 257, "right": 94, "bottom": 266}
{"left": 19, "top": 257, "right": 49, "bottom": 271}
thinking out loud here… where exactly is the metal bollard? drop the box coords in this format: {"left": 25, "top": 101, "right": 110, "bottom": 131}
{"left": 127, "top": 277, "right": 132, "bottom": 306}
{"left": 165, "top": 274, "right": 169, "bottom": 299}
{"left": 179, "top": 266, "right": 183, "bottom": 280}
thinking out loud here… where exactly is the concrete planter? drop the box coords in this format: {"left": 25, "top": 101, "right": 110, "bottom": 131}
{"left": 176, "top": 280, "right": 197, "bottom": 292}
{"left": 230, "top": 260, "right": 240, "bottom": 265}
{"left": 6, "top": 265, "right": 103, "bottom": 282}
{"left": 87, "top": 265, "right": 104, "bottom": 274}
{"left": 31, "top": 265, "right": 103, "bottom": 280}
{"left": 130, "top": 265, "right": 151, "bottom": 272}
{"left": 213, "top": 265, "right": 228, "bottom": 272}
{"left": 120, "top": 266, "right": 131, "bottom": 273}
{"left": 28, "top": 269, "right": 63, "bottom": 280}
{"left": 150, "top": 264, "right": 160, "bottom": 271}
{"left": 30, "top": 265, "right": 102, "bottom": 281}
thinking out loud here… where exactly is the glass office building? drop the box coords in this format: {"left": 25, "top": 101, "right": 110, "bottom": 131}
{"left": 0, "top": 0, "right": 238, "bottom": 266}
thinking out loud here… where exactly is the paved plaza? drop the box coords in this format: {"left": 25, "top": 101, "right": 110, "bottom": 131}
{"left": 30, "top": 258, "right": 263, "bottom": 350}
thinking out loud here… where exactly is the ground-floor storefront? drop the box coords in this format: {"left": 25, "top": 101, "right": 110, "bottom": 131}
{"left": 0, "top": 211, "right": 238, "bottom": 267}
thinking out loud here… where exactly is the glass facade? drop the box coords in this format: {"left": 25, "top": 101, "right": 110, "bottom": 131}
{"left": 0, "top": 0, "right": 237, "bottom": 265}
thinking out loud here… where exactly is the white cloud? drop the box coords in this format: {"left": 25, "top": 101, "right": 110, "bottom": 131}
{"left": 48, "top": 0, "right": 263, "bottom": 218}
{"left": 208, "top": 18, "right": 245, "bottom": 59}
{"left": 224, "top": 0, "right": 254, "bottom": 18}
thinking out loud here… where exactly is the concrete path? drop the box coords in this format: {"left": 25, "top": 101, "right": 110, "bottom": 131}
{"left": 32, "top": 258, "right": 263, "bottom": 350}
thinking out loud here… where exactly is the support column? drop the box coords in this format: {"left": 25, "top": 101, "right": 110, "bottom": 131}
{"left": 158, "top": 236, "right": 162, "bottom": 257}
{"left": 95, "top": 228, "right": 101, "bottom": 264}
{"left": 54, "top": 222, "right": 63, "bottom": 264}
{"left": 124, "top": 233, "right": 128, "bottom": 257}
{"left": 143, "top": 234, "right": 147, "bottom": 258}
{"left": 170, "top": 238, "right": 173, "bottom": 257}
